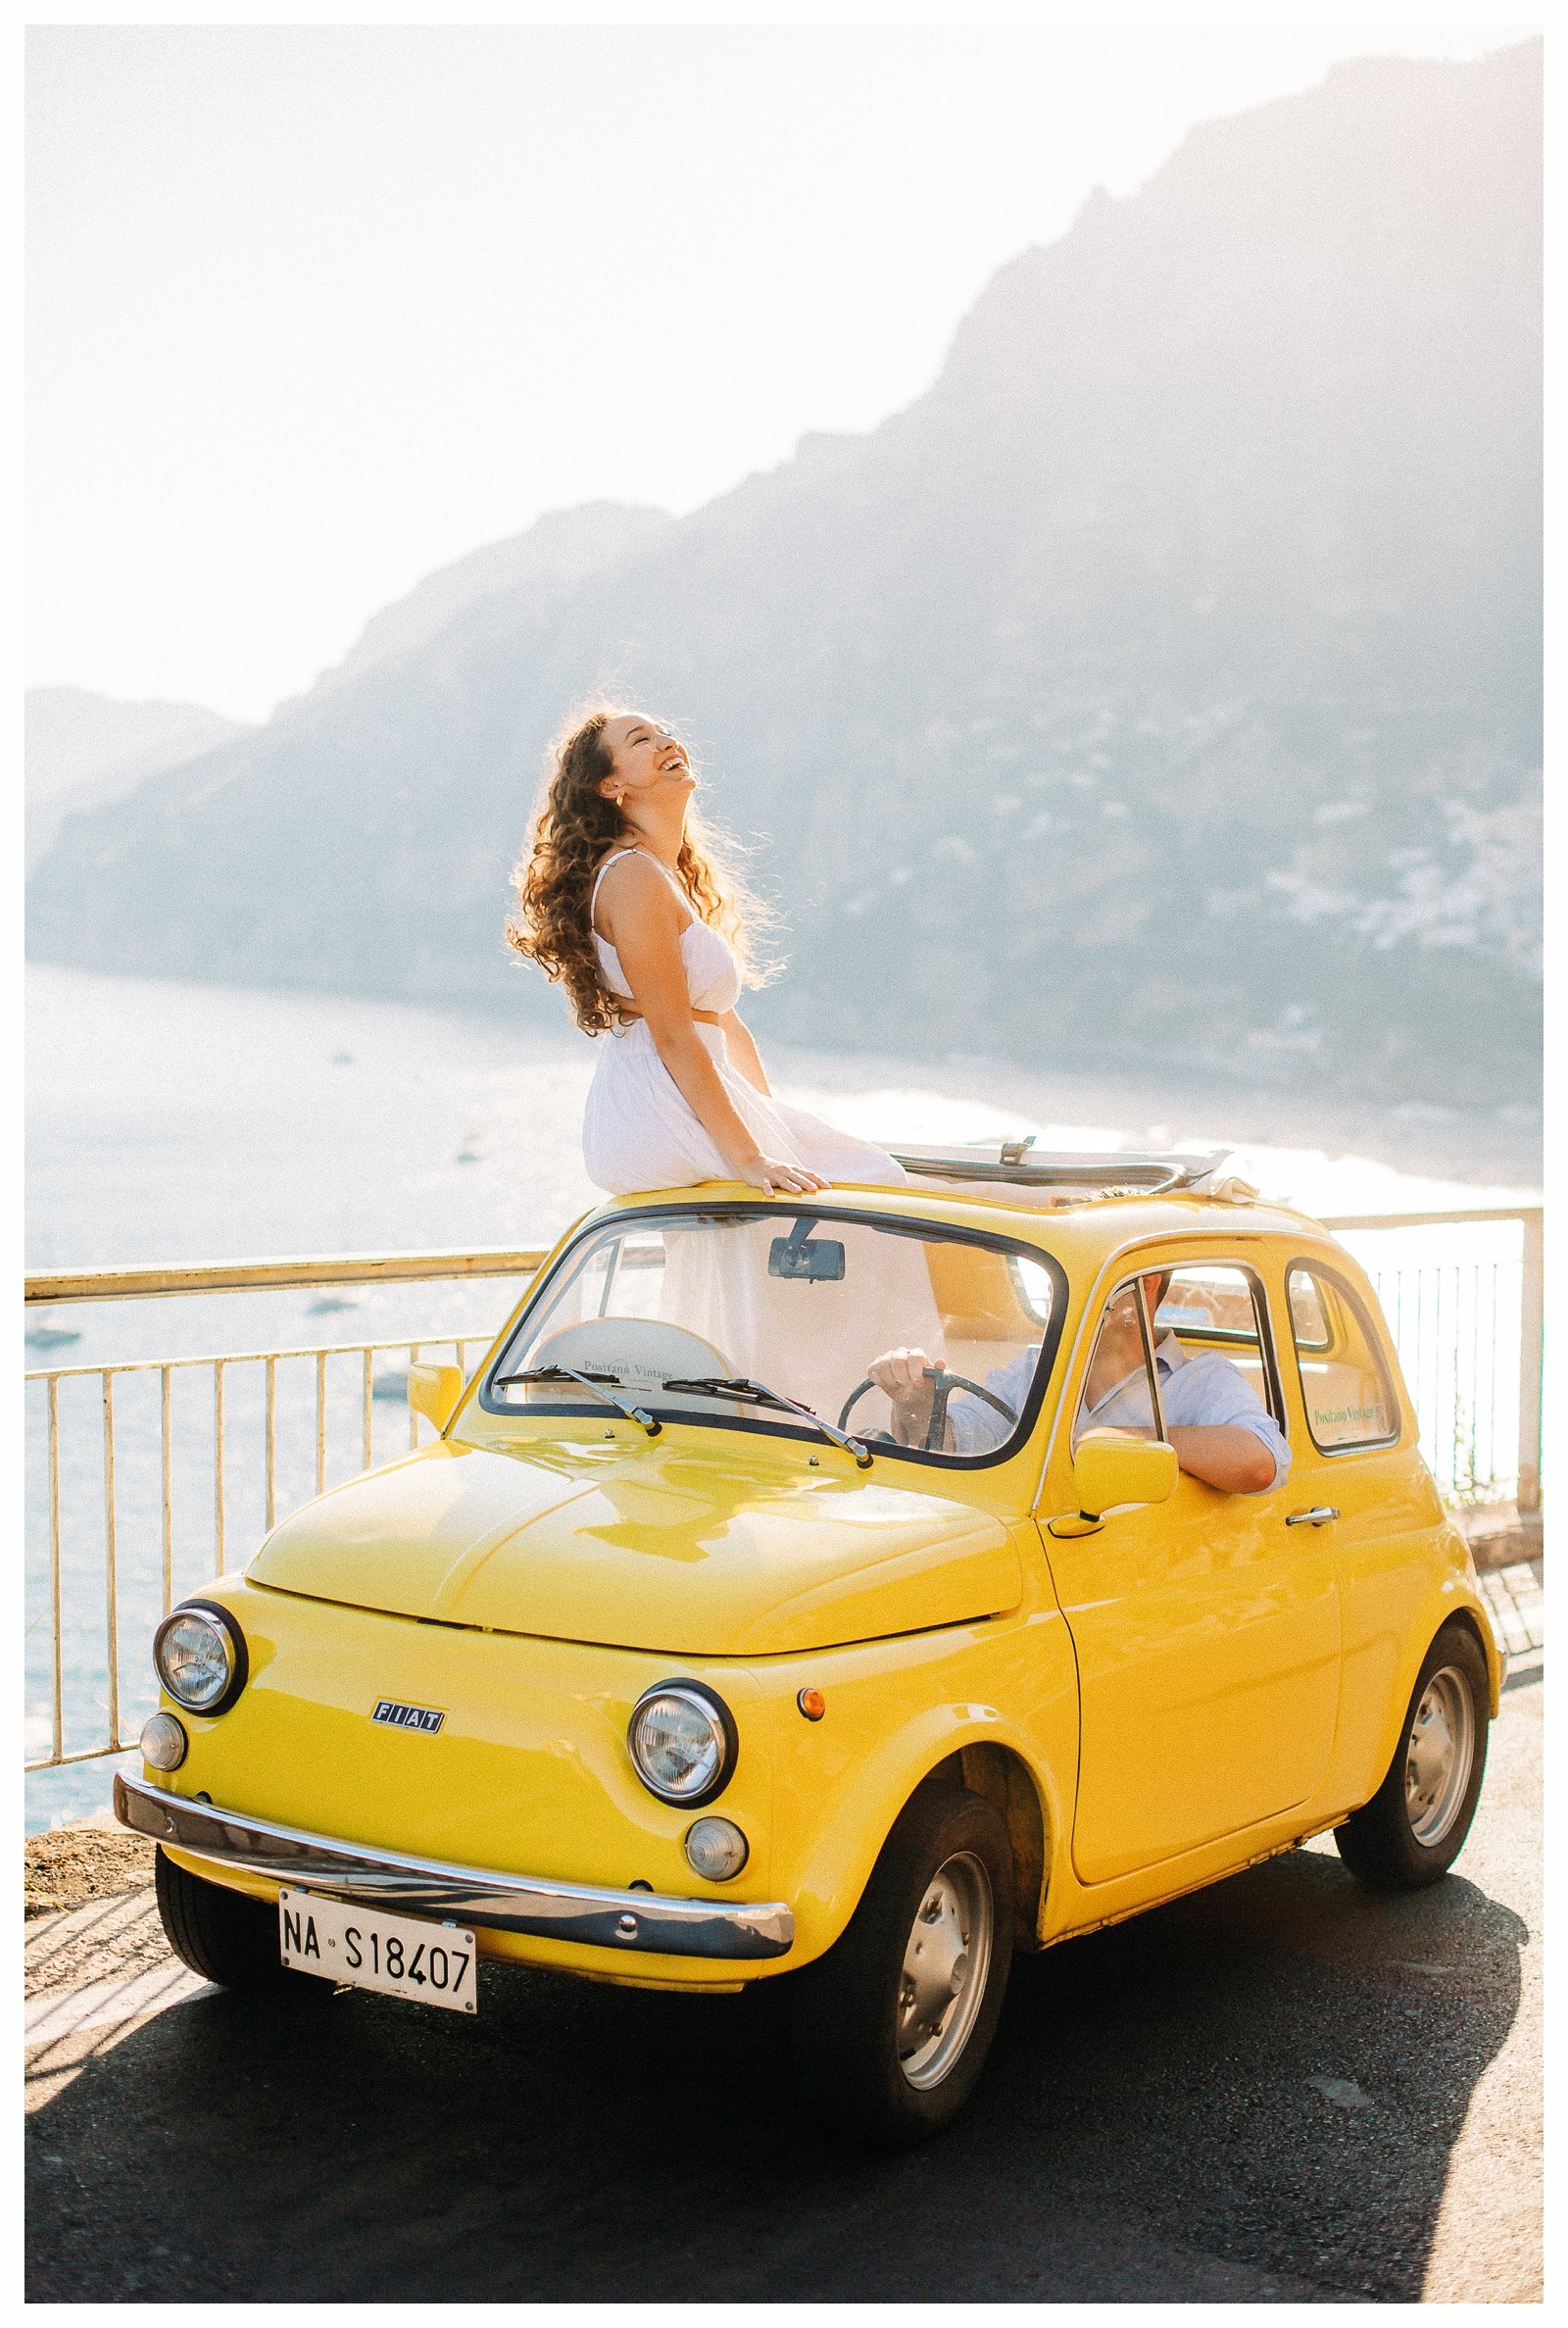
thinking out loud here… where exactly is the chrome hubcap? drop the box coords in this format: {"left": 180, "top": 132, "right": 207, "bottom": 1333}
{"left": 1404, "top": 1665, "right": 1475, "bottom": 1847}
{"left": 896, "top": 1851, "right": 993, "bottom": 2091}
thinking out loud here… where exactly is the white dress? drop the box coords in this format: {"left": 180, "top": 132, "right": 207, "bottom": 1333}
{"left": 580, "top": 851, "right": 910, "bottom": 1197}
{"left": 578, "top": 851, "right": 945, "bottom": 1422}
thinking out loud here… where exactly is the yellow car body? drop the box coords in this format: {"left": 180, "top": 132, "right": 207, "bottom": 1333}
{"left": 120, "top": 1167, "right": 1499, "bottom": 2020}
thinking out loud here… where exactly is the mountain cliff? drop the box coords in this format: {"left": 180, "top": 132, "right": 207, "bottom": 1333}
{"left": 27, "top": 42, "right": 1541, "bottom": 1105}
{"left": 291, "top": 501, "right": 673, "bottom": 707}
{"left": 24, "top": 687, "right": 253, "bottom": 871}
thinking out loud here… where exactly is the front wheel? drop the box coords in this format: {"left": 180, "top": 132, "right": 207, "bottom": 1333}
{"left": 789, "top": 1785, "right": 1013, "bottom": 2147}
{"left": 1335, "top": 1621, "right": 1491, "bottom": 1891}
{"left": 156, "top": 1847, "right": 303, "bottom": 1990}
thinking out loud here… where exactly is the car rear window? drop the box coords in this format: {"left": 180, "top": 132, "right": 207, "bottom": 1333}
{"left": 1287, "top": 1264, "right": 1399, "bottom": 1452}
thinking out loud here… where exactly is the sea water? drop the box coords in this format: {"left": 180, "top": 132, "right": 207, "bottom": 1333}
{"left": 25, "top": 964, "right": 1539, "bottom": 1828}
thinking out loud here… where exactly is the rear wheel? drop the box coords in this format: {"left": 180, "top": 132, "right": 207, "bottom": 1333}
{"left": 789, "top": 1784, "right": 1013, "bottom": 2147}
{"left": 155, "top": 1847, "right": 300, "bottom": 1989}
{"left": 1335, "top": 1621, "right": 1490, "bottom": 1891}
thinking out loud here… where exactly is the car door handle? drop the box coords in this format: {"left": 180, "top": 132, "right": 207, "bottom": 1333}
{"left": 1286, "top": 1507, "right": 1340, "bottom": 1527}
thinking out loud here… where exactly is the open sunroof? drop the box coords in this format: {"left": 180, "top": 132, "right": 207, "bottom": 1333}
{"left": 889, "top": 1140, "right": 1238, "bottom": 1196}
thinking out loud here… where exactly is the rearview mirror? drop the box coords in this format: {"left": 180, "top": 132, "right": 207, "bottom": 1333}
{"left": 1071, "top": 1430, "right": 1178, "bottom": 1517}
{"left": 768, "top": 1232, "right": 845, "bottom": 1282}
{"left": 409, "top": 1362, "right": 464, "bottom": 1433}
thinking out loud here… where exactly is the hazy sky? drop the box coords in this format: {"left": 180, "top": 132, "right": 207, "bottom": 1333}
{"left": 27, "top": 21, "right": 1527, "bottom": 722}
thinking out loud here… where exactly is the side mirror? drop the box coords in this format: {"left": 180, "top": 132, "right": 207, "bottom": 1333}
{"left": 409, "top": 1362, "right": 464, "bottom": 1433}
{"left": 1071, "top": 1430, "right": 1178, "bottom": 1518}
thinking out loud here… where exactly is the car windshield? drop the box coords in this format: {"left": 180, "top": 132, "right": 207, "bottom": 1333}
{"left": 481, "top": 1205, "right": 1065, "bottom": 1465}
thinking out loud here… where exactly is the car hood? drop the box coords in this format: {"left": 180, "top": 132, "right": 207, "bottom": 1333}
{"left": 246, "top": 1438, "right": 1023, "bottom": 1656}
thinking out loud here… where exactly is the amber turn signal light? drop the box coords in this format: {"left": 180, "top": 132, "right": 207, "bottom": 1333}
{"left": 797, "top": 1688, "right": 826, "bottom": 1721}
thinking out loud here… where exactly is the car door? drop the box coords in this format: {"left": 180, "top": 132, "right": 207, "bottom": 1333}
{"left": 1039, "top": 1253, "right": 1342, "bottom": 1885}
{"left": 1282, "top": 1258, "right": 1432, "bottom": 1796}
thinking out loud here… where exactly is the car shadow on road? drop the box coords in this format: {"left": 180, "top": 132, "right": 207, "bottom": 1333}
{"left": 25, "top": 1844, "right": 1526, "bottom": 2303}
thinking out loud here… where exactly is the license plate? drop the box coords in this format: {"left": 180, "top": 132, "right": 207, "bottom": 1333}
{"left": 277, "top": 1889, "right": 477, "bottom": 2013}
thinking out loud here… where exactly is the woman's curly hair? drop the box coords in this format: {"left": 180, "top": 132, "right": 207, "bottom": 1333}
{"left": 506, "top": 703, "right": 777, "bottom": 1035}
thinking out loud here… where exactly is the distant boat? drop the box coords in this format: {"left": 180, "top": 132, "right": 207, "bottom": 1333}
{"left": 307, "top": 1294, "right": 361, "bottom": 1314}
{"left": 25, "top": 1324, "right": 81, "bottom": 1350}
{"left": 371, "top": 1368, "right": 409, "bottom": 1402}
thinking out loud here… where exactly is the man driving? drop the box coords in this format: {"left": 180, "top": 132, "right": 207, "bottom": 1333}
{"left": 866, "top": 1269, "right": 1292, "bottom": 1491}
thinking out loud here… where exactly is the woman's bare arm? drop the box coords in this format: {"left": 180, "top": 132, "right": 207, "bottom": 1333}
{"left": 597, "top": 860, "right": 823, "bottom": 1195}
{"left": 718, "top": 1012, "right": 770, "bottom": 1096}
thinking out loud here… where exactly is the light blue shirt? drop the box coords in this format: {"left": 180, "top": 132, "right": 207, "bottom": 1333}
{"left": 949, "top": 1331, "right": 1293, "bottom": 1490}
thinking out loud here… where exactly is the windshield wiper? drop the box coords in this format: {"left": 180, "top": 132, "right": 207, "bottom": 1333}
{"left": 662, "top": 1376, "right": 872, "bottom": 1469}
{"left": 493, "top": 1366, "right": 661, "bottom": 1437}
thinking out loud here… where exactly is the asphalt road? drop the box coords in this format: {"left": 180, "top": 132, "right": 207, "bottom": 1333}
{"left": 25, "top": 1674, "right": 1540, "bottom": 2303}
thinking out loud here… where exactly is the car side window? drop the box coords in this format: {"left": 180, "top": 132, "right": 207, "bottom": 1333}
{"left": 1287, "top": 1264, "right": 1399, "bottom": 1452}
{"left": 1072, "top": 1278, "right": 1164, "bottom": 1449}
{"left": 1154, "top": 1262, "right": 1286, "bottom": 1430}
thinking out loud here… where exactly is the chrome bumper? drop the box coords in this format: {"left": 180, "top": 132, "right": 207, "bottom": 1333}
{"left": 115, "top": 1772, "right": 793, "bottom": 1961}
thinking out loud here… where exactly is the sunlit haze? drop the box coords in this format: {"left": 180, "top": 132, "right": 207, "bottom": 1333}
{"left": 28, "top": 22, "right": 1525, "bottom": 720}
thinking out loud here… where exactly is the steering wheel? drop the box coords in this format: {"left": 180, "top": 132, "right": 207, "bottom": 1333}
{"left": 837, "top": 1364, "right": 1020, "bottom": 1454}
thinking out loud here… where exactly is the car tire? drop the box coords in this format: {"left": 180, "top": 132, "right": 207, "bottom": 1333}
{"left": 1335, "top": 1620, "right": 1491, "bottom": 1892}
{"left": 155, "top": 1846, "right": 300, "bottom": 1989}
{"left": 788, "top": 1783, "right": 1013, "bottom": 2148}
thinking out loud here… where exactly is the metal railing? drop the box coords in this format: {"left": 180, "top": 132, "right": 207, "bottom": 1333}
{"left": 24, "top": 1244, "right": 550, "bottom": 1307}
{"left": 26, "top": 1249, "right": 545, "bottom": 1778}
{"left": 24, "top": 1211, "right": 1542, "bottom": 1780}
{"left": 1320, "top": 1209, "right": 1543, "bottom": 1516}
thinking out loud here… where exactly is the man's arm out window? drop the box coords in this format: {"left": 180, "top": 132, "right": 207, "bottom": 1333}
{"left": 1170, "top": 1356, "right": 1293, "bottom": 1490}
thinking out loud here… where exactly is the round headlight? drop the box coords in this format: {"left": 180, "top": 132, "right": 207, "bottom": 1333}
{"left": 684, "top": 1816, "right": 749, "bottom": 1881}
{"left": 626, "top": 1682, "right": 735, "bottom": 1807}
{"left": 140, "top": 1710, "right": 188, "bottom": 1770}
{"left": 153, "top": 1603, "right": 246, "bottom": 1714}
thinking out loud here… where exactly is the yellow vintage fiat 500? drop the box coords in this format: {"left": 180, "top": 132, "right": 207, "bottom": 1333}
{"left": 117, "top": 1148, "right": 1499, "bottom": 2144}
